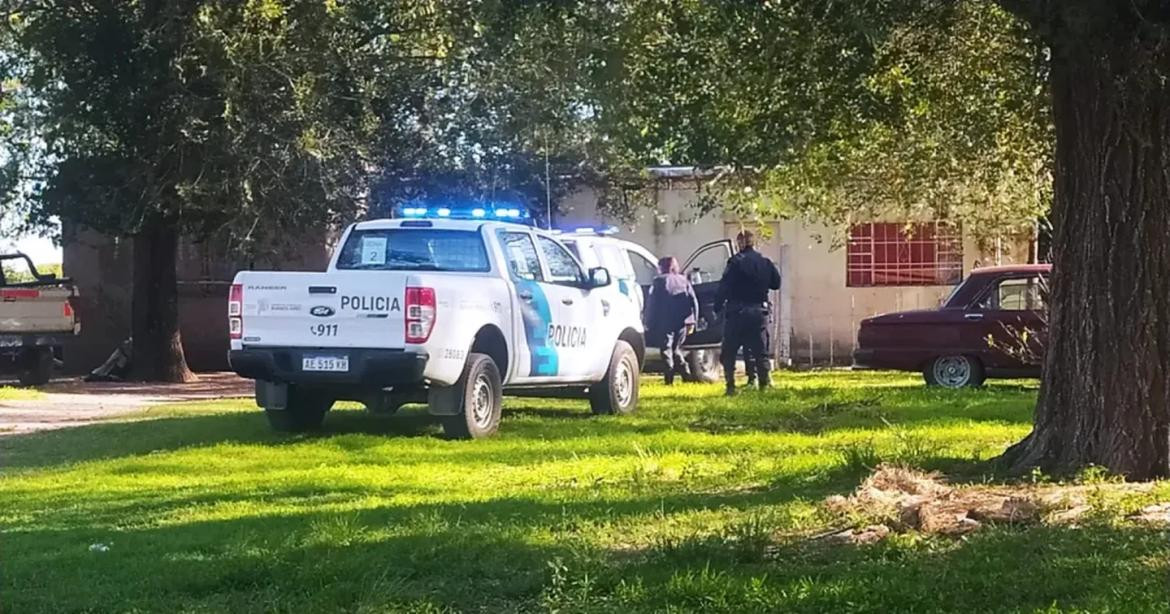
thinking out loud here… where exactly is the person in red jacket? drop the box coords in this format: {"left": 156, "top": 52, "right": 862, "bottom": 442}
{"left": 645, "top": 256, "right": 699, "bottom": 385}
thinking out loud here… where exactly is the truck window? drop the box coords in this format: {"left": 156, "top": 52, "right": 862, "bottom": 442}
{"left": 596, "top": 245, "right": 631, "bottom": 279}
{"left": 498, "top": 232, "right": 544, "bottom": 281}
{"left": 336, "top": 229, "right": 490, "bottom": 272}
{"left": 627, "top": 250, "right": 657, "bottom": 285}
{"left": 537, "top": 236, "right": 584, "bottom": 284}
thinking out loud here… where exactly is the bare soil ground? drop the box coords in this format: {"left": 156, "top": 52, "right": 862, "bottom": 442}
{"left": 0, "top": 372, "right": 251, "bottom": 435}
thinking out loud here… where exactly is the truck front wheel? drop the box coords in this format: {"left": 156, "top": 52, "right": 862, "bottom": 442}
{"left": 590, "top": 341, "right": 640, "bottom": 415}
{"left": 265, "top": 388, "right": 334, "bottom": 433}
{"left": 436, "top": 353, "right": 503, "bottom": 440}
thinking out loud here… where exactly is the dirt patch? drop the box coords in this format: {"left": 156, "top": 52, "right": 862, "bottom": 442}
{"left": 0, "top": 372, "right": 252, "bottom": 436}
{"left": 822, "top": 465, "right": 1166, "bottom": 545}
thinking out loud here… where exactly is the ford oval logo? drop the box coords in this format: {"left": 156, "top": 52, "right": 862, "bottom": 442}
{"left": 310, "top": 305, "right": 335, "bottom": 318}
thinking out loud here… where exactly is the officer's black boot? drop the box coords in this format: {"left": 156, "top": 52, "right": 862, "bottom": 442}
{"left": 759, "top": 357, "right": 774, "bottom": 390}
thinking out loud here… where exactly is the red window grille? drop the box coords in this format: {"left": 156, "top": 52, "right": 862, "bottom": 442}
{"left": 846, "top": 222, "right": 962, "bottom": 287}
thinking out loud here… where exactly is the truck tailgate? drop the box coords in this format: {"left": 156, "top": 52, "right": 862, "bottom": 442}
{"left": 235, "top": 272, "right": 407, "bottom": 349}
{"left": 0, "top": 286, "right": 76, "bottom": 334}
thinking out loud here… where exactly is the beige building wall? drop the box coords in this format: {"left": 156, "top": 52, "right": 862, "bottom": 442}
{"left": 560, "top": 184, "right": 1033, "bottom": 366}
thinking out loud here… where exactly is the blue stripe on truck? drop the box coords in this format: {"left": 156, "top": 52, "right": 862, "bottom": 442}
{"left": 516, "top": 280, "right": 558, "bottom": 376}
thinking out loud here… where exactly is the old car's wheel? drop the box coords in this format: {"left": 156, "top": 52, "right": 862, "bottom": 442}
{"left": 684, "top": 349, "right": 721, "bottom": 383}
{"left": 924, "top": 355, "right": 985, "bottom": 389}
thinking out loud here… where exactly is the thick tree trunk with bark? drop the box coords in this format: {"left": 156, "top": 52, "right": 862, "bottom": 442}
{"left": 1002, "top": 6, "right": 1170, "bottom": 479}
{"left": 129, "top": 222, "right": 197, "bottom": 383}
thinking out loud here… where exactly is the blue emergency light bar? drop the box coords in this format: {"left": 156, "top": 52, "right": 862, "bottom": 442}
{"left": 550, "top": 225, "right": 619, "bottom": 236}
{"left": 399, "top": 205, "right": 530, "bottom": 223}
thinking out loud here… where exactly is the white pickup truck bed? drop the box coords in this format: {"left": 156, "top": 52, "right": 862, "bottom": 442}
{"left": 0, "top": 254, "right": 79, "bottom": 385}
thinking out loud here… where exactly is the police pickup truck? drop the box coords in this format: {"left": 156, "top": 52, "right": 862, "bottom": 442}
{"left": 228, "top": 217, "right": 645, "bottom": 439}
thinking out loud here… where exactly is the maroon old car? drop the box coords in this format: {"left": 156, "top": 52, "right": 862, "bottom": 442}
{"left": 853, "top": 264, "right": 1049, "bottom": 388}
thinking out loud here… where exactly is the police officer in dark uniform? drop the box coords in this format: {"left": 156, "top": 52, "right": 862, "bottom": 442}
{"left": 714, "top": 230, "right": 781, "bottom": 396}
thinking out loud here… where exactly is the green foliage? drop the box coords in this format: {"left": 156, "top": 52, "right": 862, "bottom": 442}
{"left": 1, "top": 260, "right": 59, "bottom": 283}
{"left": 753, "top": 1, "right": 1051, "bottom": 241}
{"left": 2, "top": 1, "right": 442, "bottom": 250}
{"left": 538, "top": 1, "right": 1051, "bottom": 238}
{"left": 1, "top": 1, "right": 1051, "bottom": 242}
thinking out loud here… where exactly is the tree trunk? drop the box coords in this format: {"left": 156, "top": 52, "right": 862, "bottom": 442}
{"left": 129, "top": 222, "right": 197, "bottom": 383}
{"left": 1001, "top": 11, "right": 1170, "bottom": 480}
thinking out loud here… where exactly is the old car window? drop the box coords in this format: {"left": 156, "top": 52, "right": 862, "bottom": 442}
{"left": 984, "top": 277, "right": 1046, "bottom": 311}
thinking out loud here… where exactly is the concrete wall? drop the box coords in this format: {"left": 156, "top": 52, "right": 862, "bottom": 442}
{"left": 560, "top": 185, "right": 1033, "bottom": 366}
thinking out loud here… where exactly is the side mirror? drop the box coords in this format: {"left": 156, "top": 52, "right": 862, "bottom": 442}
{"left": 587, "top": 267, "right": 612, "bottom": 289}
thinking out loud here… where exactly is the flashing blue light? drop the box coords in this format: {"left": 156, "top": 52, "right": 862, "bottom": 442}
{"left": 571, "top": 225, "right": 619, "bottom": 235}
{"left": 397, "top": 204, "right": 529, "bottom": 223}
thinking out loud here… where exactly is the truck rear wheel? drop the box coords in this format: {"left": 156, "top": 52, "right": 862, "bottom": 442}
{"left": 265, "top": 388, "right": 334, "bottom": 432}
{"left": 436, "top": 353, "right": 503, "bottom": 440}
{"left": 590, "top": 341, "right": 640, "bottom": 415}
{"left": 17, "top": 347, "right": 53, "bottom": 387}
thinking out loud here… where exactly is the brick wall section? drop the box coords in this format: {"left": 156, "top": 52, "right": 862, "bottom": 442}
{"left": 62, "top": 225, "right": 332, "bottom": 374}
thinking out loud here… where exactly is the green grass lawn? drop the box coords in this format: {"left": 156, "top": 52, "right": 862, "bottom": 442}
{"left": 0, "top": 385, "right": 45, "bottom": 401}
{"left": 2, "top": 372, "right": 1167, "bottom": 613}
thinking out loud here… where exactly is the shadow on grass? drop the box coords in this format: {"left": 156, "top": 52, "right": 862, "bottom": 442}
{"left": 4, "top": 485, "right": 1165, "bottom": 612}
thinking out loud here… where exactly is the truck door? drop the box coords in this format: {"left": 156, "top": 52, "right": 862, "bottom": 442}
{"left": 497, "top": 230, "right": 557, "bottom": 382}
{"left": 681, "top": 239, "right": 734, "bottom": 347}
{"left": 534, "top": 235, "right": 597, "bottom": 381}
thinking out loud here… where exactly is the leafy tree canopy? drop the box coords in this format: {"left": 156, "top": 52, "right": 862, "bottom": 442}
{"left": 492, "top": 0, "right": 1052, "bottom": 239}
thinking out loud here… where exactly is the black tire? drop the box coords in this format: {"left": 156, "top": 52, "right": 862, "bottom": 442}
{"left": 684, "top": 349, "right": 721, "bottom": 384}
{"left": 590, "top": 341, "right": 640, "bottom": 415}
{"left": 17, "top": 347, "right": 53, "bottom": 387}
{"left": 436, "top": 353, "right": 503, "bottom": 440}
{"left": 265, "top": 388, "right": 334, "bottom": 432}
{"left": 923, "top": 355, "right": 986, "bottom": 389}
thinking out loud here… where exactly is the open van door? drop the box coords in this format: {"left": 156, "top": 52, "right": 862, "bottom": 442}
{"left": 681, "top": 239, "right": 734, "bottom": 347}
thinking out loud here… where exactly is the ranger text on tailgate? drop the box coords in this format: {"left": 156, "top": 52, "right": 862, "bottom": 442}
{"left": 229, "top": 219, "right": 645, "bottom": 438}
